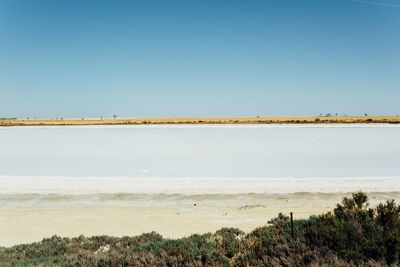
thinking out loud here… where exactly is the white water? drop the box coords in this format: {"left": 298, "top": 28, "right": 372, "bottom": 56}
{"left": 1, "top": 176, "right": 400, "bottom": 195}
{"left": 0, "top": 124, "right": 399, "bottom": 194}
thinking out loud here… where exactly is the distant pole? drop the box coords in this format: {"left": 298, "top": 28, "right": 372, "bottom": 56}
{"left": 290, "top": 212, "right": 294, "bottom": 239}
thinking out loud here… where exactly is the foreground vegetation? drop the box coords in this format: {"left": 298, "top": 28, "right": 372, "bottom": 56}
{"left": 1, "top": 192, "right": 400, "bottom": 266}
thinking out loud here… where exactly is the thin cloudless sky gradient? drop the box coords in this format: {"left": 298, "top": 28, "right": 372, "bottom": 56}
{"left": 0, "top": 0, "right": 399, "bottom": 118}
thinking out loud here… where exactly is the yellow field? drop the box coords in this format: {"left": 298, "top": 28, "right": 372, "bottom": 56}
{"left": 0, "top": 116, "right": 399, "bottom": 126}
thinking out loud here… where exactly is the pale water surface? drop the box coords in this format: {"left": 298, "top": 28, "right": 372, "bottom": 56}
{"left": 1, "top": 124, "right": 400, "bottom": 246}
{"left": 1, "top": 124, "right": 399, "bottom": 180}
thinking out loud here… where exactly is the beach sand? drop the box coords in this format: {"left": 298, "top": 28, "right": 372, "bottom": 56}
{"left": 1, "top": 192, "right": 399, "bottom": 247}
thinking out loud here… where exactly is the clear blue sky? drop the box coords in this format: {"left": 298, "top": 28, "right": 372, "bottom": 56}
{"left": 1, "top": 0, "right": 399, "bottom": 118}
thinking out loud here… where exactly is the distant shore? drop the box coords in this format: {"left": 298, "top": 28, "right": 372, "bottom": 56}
{"left": 1, "top": 116, "right": 400, "bottom": 126}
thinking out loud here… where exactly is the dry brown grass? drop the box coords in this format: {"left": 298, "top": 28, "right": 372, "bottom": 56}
{"left": 1, "top": 116, "right": 400, "bottom": 126}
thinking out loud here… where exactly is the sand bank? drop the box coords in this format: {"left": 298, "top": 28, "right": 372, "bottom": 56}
{"left": 1, "top": 192, "right": 399, "bottom": 247}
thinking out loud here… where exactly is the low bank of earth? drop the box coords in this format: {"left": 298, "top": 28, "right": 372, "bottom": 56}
{"left": 1, "top": 116, "right": 400, "bottom": 126}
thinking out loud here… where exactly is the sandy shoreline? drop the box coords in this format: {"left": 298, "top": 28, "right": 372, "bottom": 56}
{"left": 1, "top": 116, "right": 400, "bottom": 126}
{"left": 1, "top": 176, "right": 399, "bottom": 247}
{"left": 1, "top": 192, "right": 399, "bottom": 247}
